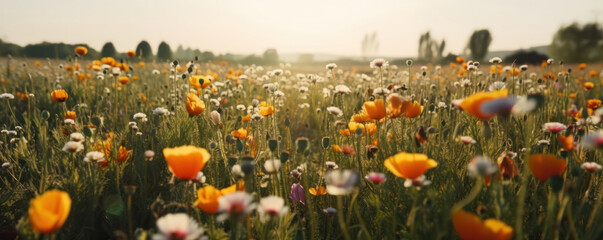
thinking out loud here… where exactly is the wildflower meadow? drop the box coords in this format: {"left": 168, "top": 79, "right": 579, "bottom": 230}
{"left": 1, "top": 48, "right": 602, "bottom": 240}
{"left": 1, "top": 2, "right": 603, "bottom": 239}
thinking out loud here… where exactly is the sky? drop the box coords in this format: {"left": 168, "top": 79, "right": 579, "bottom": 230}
{"left": 0, "top": 0, "right": 601, "bottom": 58}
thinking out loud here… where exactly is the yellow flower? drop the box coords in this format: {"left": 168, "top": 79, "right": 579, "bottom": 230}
{"left": 452, "top": 210, "right": 513, "bottom": 240}
{"left": 384, "top": 152, "right": 437, "bottom": 179}
{"left": 185, "top": 93, "right": 205, "bottom": 115}
{"left": 28, "top": 190, "right": 72, "bottom": 234}
{"left": 163, "top": 145, "right": 211, "bottom": 180}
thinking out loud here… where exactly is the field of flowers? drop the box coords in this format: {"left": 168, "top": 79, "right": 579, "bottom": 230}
{"left": 1, "top": 47, "right": 603, "bottom": 240}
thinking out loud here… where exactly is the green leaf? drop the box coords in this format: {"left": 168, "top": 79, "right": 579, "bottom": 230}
{"left": 103, "top": 194, "right": 124, "bottom": 216}
{"left": 83, "top": 126, "right": 93, "bottom": 137}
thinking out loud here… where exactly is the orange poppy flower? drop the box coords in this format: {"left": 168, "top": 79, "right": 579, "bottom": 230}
{"left": 74, "top": 46, "right": 87, "bottom": 56}
{"left": 101, "top": 57, "right": 116, "bottom": 66}
{"left": 384, "top": 152, "right": 438, "bottom": 179}
{"left": 348, "top": 122, "right": 365, "bottom": 134}
{"left": 163, "top": 145, "right": 211, "bottom": 180}
{"left": 386, "top": 94, "right": 411, "bottom": 118}
{"left": 194, "top": 185, "right": 222, "bottom": 214}
{"left": 309, "top": 186, "right": 327, "bottom": 196}
{"left": 587, "top": 99, "right": 601, "bottom": 109}
{"left": 460, "top": 89, "right": 508, "bottom": 120}
{"left": 259, "top": 105, "right": 274, "bottom": 116}
{"left": 351, "top": 112, "right": 372, "bottom": 123}
{"left": 139, "top": 61, "right": 145, "bottom": 67}
{"left": 456, "top": 56, "right": 465, "bottom": 64}
{"left": 220, "top": 181, "right": 245, "bottom": 195}
{"left": 16, "top": 92, "right": 29, "bottom": 100}
{"left": 115, "top": 146, "right": 132, "bottom": 163}
{"left": 190, "top": 75, "right": 211, "bottom": 89}
{"left": 528, "top": 154, "right": 567, "bottom": 182}
{"left": 588, "top": 70, "right": 598, "bottom": 77}
{"left": 569, "top": 93, "right": 576, "bottom": 99}
{"left": 185, "top": 93, "right": 205, "bottom": 115}
{"left": 118, "top": 76, "right": 129, "bottom": 85}
{"left": 558, "top": 135, "right": 574, "bottom": 151}
{"left": 51, "top": 89, "right": 68, "bottom": 102}
{"left": 452, "top": 210, "right": 513, "bottom": 240}
{"left": 64, "top": 111, "right": 76, "bottom": 120}
{"left": 365, "top": 123, "right": 377, "bottom": 136}
{"left": 363, "top": 99, "right": 386, "bottom": 121}
{"left": 28, "top": 190, "right": 72, "bottom": 234}
{"left": 231, "top": 128, "right": 248, "bottom": 139}
{"left": 584, "top": 82, "right": 594, "bottom": 89}
{"left": 578, "top": 63, "right": 587, "bottom": 70}
{"left": 405, "top": 101, "right": 423, "bottom": 118}
{"left": 332, "top": 145, "right": 343, "bottom": 152}
{"left": 241, "top": 115, "right": 251, "bottom": 122}
{"left": 339, "top": 128, "right": 351, "bottom": 136}
{"left": 127, "top": 50, "right": 136, "bottom": 57}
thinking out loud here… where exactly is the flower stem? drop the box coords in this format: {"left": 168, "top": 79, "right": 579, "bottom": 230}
{"left": 337, "top": 196, "right": 351, "bottom": 240}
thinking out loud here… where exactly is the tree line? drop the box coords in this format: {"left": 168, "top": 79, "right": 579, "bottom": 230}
{"left": 0, "top": 39, "right": 280, "bottom": 65}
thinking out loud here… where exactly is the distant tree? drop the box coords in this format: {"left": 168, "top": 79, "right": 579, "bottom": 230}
{"left": 262, "top": 48, "right": 279, "bottom": 65}
{"left": 504, "top": 50, "right": 549, "bottom": 65}
{"left": 441, "top": 53, "right": 459, "bottom": 64}
{"left": 297, "top": 54, "right": 314, "bottom": 64}
{"left": 157, "top": 42, "right": 173, "bottom": 61}
{"left": 361, "top": 32, "right": 379, "bottom": 60}
{"left": 240, "top": 54, "right": 265, "bottom": 65}
{"left": 20, "top": 42, "right": 98, "bottom": 59}
{"left": 418, "top": 32, "right": 446, "bottom": 63}
{"left": 0, "top": 39, "right": 22, "bottom": 57}
{"left": 100, "top": 42, "right": 117, "bottom": 58}
{"left": 466, "top": 29, "right": 492, "bottom": 61}
{"left": 199, "top": 51, "right": 215, "bottom": 62}
{"left": 549, "top": 23, "right": 603, "bottom": 63}
{"left": 135, "top": 41, "right": 153, "bottom": 60}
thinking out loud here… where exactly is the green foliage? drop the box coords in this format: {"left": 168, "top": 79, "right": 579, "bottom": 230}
{"left": 262, "top": 48, "right": 279, "bottom": 65}
{"left": 466, "top": 29, "right": 492, "bottom": 61}
{"left": 157, "top": 42, "right": 173, "bottom": 61}
{"left": 101, "top": 42, "right": 117, "bottom": 58}
{"left": 135, "top": 40, "right": 154, "bottom": 60}
{"left": 504, "top": 50, "right": 549, "bottom": 65}
{"left": 418, "top": 32, "right": 446, "bottom": 63}
{"left": 549, "top": 22, "right": 603, "bottom": 63}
